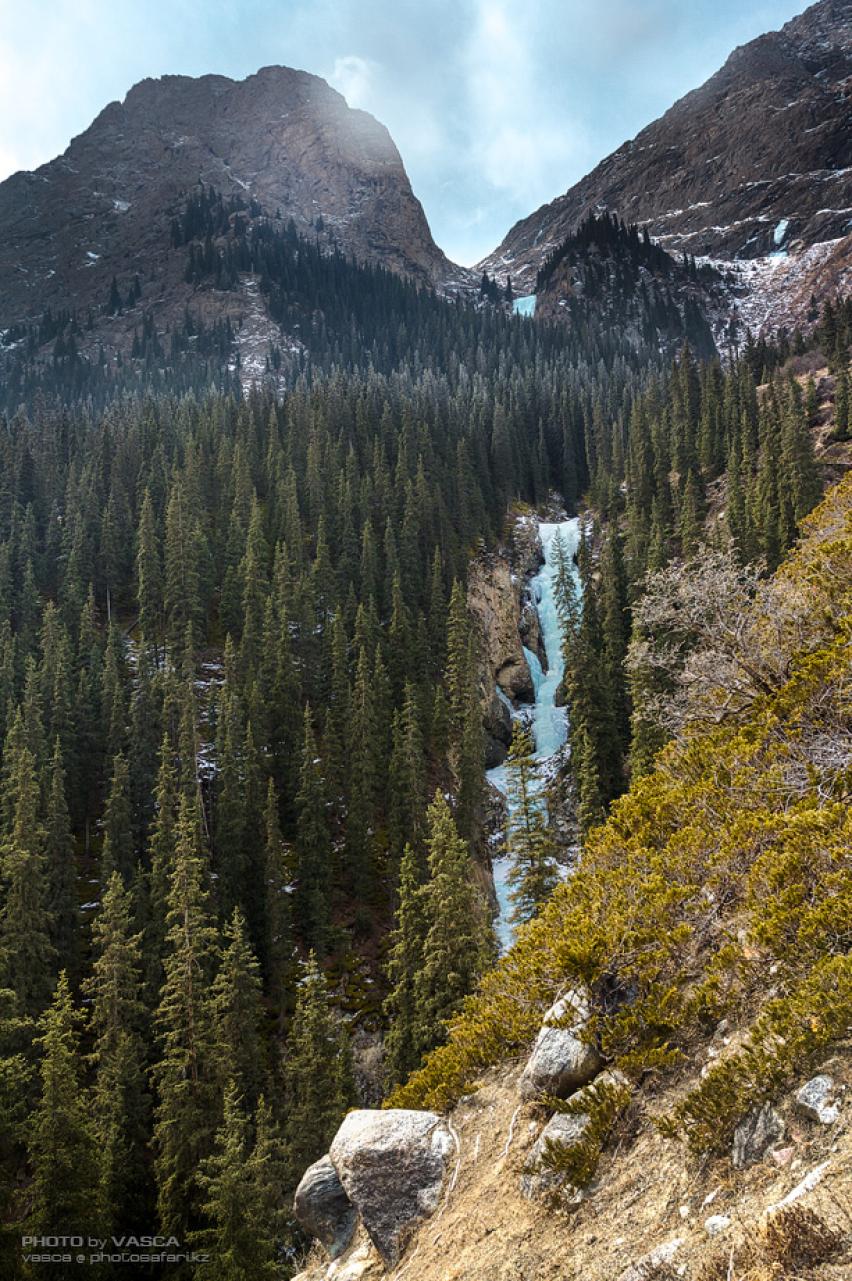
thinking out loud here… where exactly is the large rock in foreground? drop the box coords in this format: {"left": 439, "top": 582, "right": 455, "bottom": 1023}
{"left": 519, "top": 990, "right": 604, "bottom": 1101}
{"left": 329, "top": 1109, "right": 453, "bottom": 1265}
{"left": 293, "top": 1155, "right": 358, "bottom": 1260}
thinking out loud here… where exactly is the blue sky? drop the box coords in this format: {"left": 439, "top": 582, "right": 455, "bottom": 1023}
{"left": 0, "top": 0, "right": 810, "bottom": 264}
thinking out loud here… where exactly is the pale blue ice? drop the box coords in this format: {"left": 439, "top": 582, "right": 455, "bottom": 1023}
{"left": 487, "top": 518, "right": 581, "bottom": 951}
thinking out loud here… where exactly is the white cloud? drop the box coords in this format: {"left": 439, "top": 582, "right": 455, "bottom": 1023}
{"left": 461, "top": 0, "right": 586, "bottom": 211}
{"left": 329, "top": 55, "right": 376, "bottom": 110}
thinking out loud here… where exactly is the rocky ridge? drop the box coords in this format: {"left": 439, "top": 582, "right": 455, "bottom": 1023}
{"left": 480, "top": 0, "right": 852, "bottom": 332}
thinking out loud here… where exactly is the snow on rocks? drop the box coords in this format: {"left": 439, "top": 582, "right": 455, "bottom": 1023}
{"left": 328, "top": 1109, "right": 453, "bottom": 1266}
{"left": 519, "top": 989, "right": 604, "bottom": 1101}
{"left": 294, "top": 1155, "right": 358, "bottom": 1261}
{"left": 795, "top": 1075, "right": 841, "bottom": 1126}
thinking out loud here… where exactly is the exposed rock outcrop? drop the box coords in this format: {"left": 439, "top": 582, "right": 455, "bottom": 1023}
{"left": 292, "top": 1053, "right": 851, "bottom": 1281}
{"left": 468, "top": 528, "right": 544, "bottom": 766}
{"left": 468, "top": 553, "right": 536, "bottom": 705}
{"left": 520, "top": 1112, "right": 590, "bottom": 1203}
{"left": 293, "top": 1156, "right": 358, "bottom": 1260}
{"left": 328, "top": 1109, "right": 453, "bottom": 1265}
{"left": 732, "top": 1103, "right": 785, "bottom": 1169}
{"left": 520, "top": 1068, "right": 629, "bottom": 1202}
{"left": 518, "top": 990, "right": 604, "bottom": 1101}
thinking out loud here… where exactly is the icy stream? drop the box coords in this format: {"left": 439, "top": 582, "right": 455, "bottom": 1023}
{"left": 486, "top": 518, "right": 581, "bottom": 952}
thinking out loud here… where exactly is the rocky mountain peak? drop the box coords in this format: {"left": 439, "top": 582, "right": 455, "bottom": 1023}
{"left": 0, "top": 64, "right": 456, "bottom": 335}
{"left": 479, "top": 0, "right": 852, "bottom": 332}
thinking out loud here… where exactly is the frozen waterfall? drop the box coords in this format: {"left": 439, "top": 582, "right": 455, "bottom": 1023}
{"left": 486, "top": 518, "right": 581, "bottom": 952}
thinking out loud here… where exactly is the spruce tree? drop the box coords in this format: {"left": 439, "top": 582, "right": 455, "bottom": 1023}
{"left": 0, "top": 736, "right": 55, "bottom": 1015}
{"left": 192, "top": 1082, "right": 280, "bottom": 1280}
{"left": 136, "top": 487, "right": 164, "bottom": 649}
{"left": 387, "top": 683, "right": 426, "bottom": 863}
{"left": 145, "top": 733, "right": 179, "bottom": 998}
{"left": 0, "top": 989, "right": 33, "bottom": 1279}
{"left": 574, "top": 723, "right": 605, "bottom": 835}
{"left": 28, "top": 973, "right": 99, "bottom": 1237}
{"left": 283, "top": 953, "right": 351, "bottom": 1183}
{"left": 101, "top": 751, "right": 134, "bottom": 884}
{"left": 261, "top": 780, "right": 294, "bottom": 1020}
{"left": 503, "top": 724, "right": 559, "bottom": 924}
{"left": 383, "top": 842, "right": 427, "bottom": 1084}
{"left": 211, "top": 908, "right": 266, "bottom": 1112}
{"left": 294, "top": 710, "right": 332, "bottom": 957}
{"left": 151, "top": 794, "right": 220, "bottom": 1237}
{"left": 414, "top": 792, "right": 491, "bottom": 1053}
{"left": 43, "top": 739, "right": 79, "bottom": 977}
{"left": 85, "top": 871, "right": 150, "bottom": 1232}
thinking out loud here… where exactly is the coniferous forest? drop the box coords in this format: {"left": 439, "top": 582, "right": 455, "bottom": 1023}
{"left": 0, "top": 187, "right": 850, "bottom": 1278}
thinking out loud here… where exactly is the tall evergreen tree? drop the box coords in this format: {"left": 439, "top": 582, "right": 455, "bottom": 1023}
{"left": 151, "top": 794, "right": 220, "bottom": 1237}
{"left": 414, "top": 792, "right": 491, "bottom": 1053}
{"left": 0, "top": 734, "right": 54, "bottom": 1014}
{"left": 503, "top": 724, "right": 559, "bottom": 924}
{"left": 136, "top": 487, "right": 164, "bottom": 648}
{"left": 211, "top": 908, "right": 266, "bottom": 1112}
{"left": 27, "top": 974, "right": 99, "bottom": 1237}
{"left": 383, "top": 842, "right": 427, "bottom": 1085}
{"left": 43, "top": 740, "right": 79, "bottom": 977}
{"left": 282, "top": 954, "right": 352, "bottom": 1185}
{"left": 261, "top": 780, "right": 294, "bottom": 1020}
{"left": 192, "top": 1082, "right": 280, "bottom": 1280}
{"left": 101, "top": 751, "right": 134, "bottom": 884}
{"left": 293, "top": 710, "right": 332, "bottom": 957}
{"left": 85, "top": 871, "right": 151, "bottom": 1232}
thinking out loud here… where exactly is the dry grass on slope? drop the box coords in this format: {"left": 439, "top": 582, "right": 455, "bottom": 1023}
{"left": 387, "top": 1061, "right": 851, "bottom": 1281}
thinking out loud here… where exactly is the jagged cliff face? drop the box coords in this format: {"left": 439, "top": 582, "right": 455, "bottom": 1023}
{"left": 0, "top": 67, "right": 457, "bottom": 331}
{"left": 467, "top": 515, "right": 545, "bottom": 768}
{"left": 480, "top": 0, "right": 852, "bottom": 329}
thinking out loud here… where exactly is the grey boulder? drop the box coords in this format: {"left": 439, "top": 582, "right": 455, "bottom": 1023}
{"left": 795, "top": 1075, "right": 840, "bottom": 1125}
{"left": 293, "top": 1155, "right": 357, "bottom": 1260}
{"left": 520, "top": 1069, "right": 629, "bottom": 1202}
{"left": 329, "top": 1108, "right": 453, "bottom": 1265}
{"left": 732, "top": 1102, "right": 785, "bottom": 1168}
{"left": 520, "top": 1112, "right": 590, "bottom": 1203}
{"left": 519, "top": 989, "right": 604, "bottom": 1100}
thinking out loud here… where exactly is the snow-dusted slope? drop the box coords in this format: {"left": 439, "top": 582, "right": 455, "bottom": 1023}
{"left": 479, "top": 0, "right": 852, "bottom": 332}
